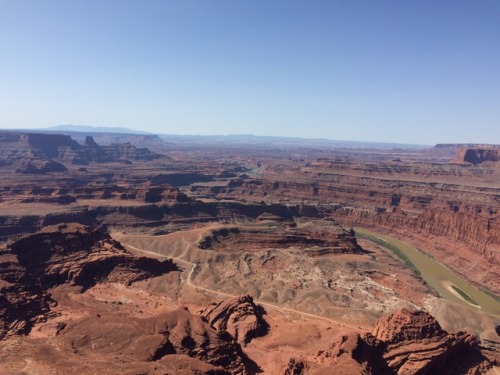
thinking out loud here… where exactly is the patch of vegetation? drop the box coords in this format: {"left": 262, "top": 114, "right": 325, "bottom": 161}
{"left": 481, "top": 289, "right": 500, "bottom": 303}
{"left": 451, "top": 285, "right": 479, "bottom": 306}
{"left": 356, "top": 232, "right": 421, "bottom": 277}
{"left": 416, "top": 248, "right": 436, "bottom": 260}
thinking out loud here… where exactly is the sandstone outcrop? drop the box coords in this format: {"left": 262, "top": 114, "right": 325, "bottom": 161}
{"left": 374, "top": 309, "right": 491, "bottom": 374}
{"left": 372, "top": 309, "right": 445, "bottom": 343}
{"left": 283, "top": 309, "right": 492, "bottom": 374}
{"left": 282, "top": 358, "right": 309, "bottom": 375}
{"left": 0, "top": 223, "right": 176, "bottom": 338}
{"left": 453, "top": 147, "right": 500, "bottom": 165}
{"left": 0, "top": 223, "right": 266, "bottom": 374}
{"left": 201, "top": 295, "right": 269, "bottom": 346}
{"left": 135, "top": 185, "right": 191, "bottom": 203}
{"left": 153, "top": 307, "right": 255, "bottom": 373}
{"left": 60, "top": 306, "right": 255, "bottom": 374}
{"left": 16, "top": 158, "right": 68, "bottom": 174}
{"left": 198, "top": 218, "right": 362, "bottom": 255}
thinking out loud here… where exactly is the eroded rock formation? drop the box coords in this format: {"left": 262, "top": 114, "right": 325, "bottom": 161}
{"left": 283, "top": 309, "right": 492, "bottom": 374}
{"left": 454, "top": 147, "right": 500, "bottom": 165}
{"left": 0, "top": 131, "right": 165, "bottom": 172}
{"left": 0, "top": 223, "right": 176, "bottom": 338}
{"left": 198, "top": 218, "right": 362, "bottom": 256}
{"left": 60, "top": 306, "right": 254, "bottom": 374}
{"left": 201, "top": 295, "right": 269, "bottom": 346}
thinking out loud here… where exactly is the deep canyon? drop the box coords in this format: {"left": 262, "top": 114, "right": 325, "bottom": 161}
{"left": 0, "top": 130, "right": 498, "bottom": 374}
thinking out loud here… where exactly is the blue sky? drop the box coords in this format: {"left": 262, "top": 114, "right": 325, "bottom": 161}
{"left": 1, "top": 1, "right": 499, "bottom": 145}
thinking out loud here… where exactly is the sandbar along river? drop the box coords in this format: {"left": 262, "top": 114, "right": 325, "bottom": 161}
{"left": 355, "top": 228, "right": 500, "bottom": 316}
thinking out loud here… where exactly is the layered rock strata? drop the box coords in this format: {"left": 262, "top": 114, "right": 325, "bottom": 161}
{"left": 453, "top": 147, "right": 500, "bottom": 165}
{"left": 0, "top": 223, "right": 176, "bottom": 338}
{"left": 0, "top": 131, "right": 165, "bottom": 172}
{"left": 283, "top": 309, "right": 493, "bottom": 374}
{"left": 60, "top": 307, "right": 253, "bottom": 374}
{"left": 198, "top": 219, "right": 362, "bottom": 255}
{"left": 207, "top": 159, "right": 499, "bottom": 295}
{"left": 201, "top": 295, "right": 269, "bottom": 346}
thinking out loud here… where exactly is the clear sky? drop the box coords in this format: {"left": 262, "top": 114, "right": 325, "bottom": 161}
{"left": 1, "top": 1, "right": 499, "bottom": 145}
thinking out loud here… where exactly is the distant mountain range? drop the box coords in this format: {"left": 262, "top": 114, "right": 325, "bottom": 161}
{"left": 157, "top": 134, "right": 429, "bottom": 149}
{"left": 28, "top": 125, "right": 430, "bottom": 149}
{"left": 45, "top": 124, "right": 151, "bottom": 135}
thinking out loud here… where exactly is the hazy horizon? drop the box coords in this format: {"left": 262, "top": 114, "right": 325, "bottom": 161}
{"left": 1, "top": 1, "right": 499, "bottom": 145}
{"left": 29, "top": 124, "right": 440, "bottom": 146}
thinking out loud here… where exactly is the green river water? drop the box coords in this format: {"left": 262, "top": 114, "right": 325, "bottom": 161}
{"left": 355, "top": 228, "right": 500, "bottom": 317}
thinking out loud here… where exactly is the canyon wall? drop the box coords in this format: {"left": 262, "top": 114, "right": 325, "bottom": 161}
{"left": 206, "top": 159, "right": 499, "bottom": 295}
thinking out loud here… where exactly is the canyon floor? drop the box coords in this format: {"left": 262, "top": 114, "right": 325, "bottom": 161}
{"left": 0, "top": 131, "right": 499, "bottom": 374}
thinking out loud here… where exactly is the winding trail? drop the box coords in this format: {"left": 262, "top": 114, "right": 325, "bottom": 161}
{"left": 114, "top": 231, "right": 370, "bottom": 331}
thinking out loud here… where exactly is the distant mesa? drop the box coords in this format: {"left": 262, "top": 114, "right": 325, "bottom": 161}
{"left": 452, "top": 145, "right": 500, "bottom": 165}
{"left": 25, "top": 126, "right": 433, "bottom": 150}
{"left": 426, "top": 143, "right": 498, "bottom": 162}
{"left": 34, "top": 126, "right": 168, "bottom": 150}
{"left": 0, "top": 131, "right": 166, "bottom": 173}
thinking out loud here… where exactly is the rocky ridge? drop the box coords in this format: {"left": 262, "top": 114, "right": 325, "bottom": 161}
{"left": 0, "top": 224, "right": 271, "bottom": 374}
{"left": 59, "top": 306, "right": 255, "bottom": 374}
{"left": 198, "top": 219, "right": 362, "bottom": 256}
{"left": 284, "top": 309, "right": 493, "bottom": 374}
{"left": 0, "top": 223, "right": 176, "bottom": 338}
{"left": 201, "top": 295, "right": 269, "bottom": 346}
